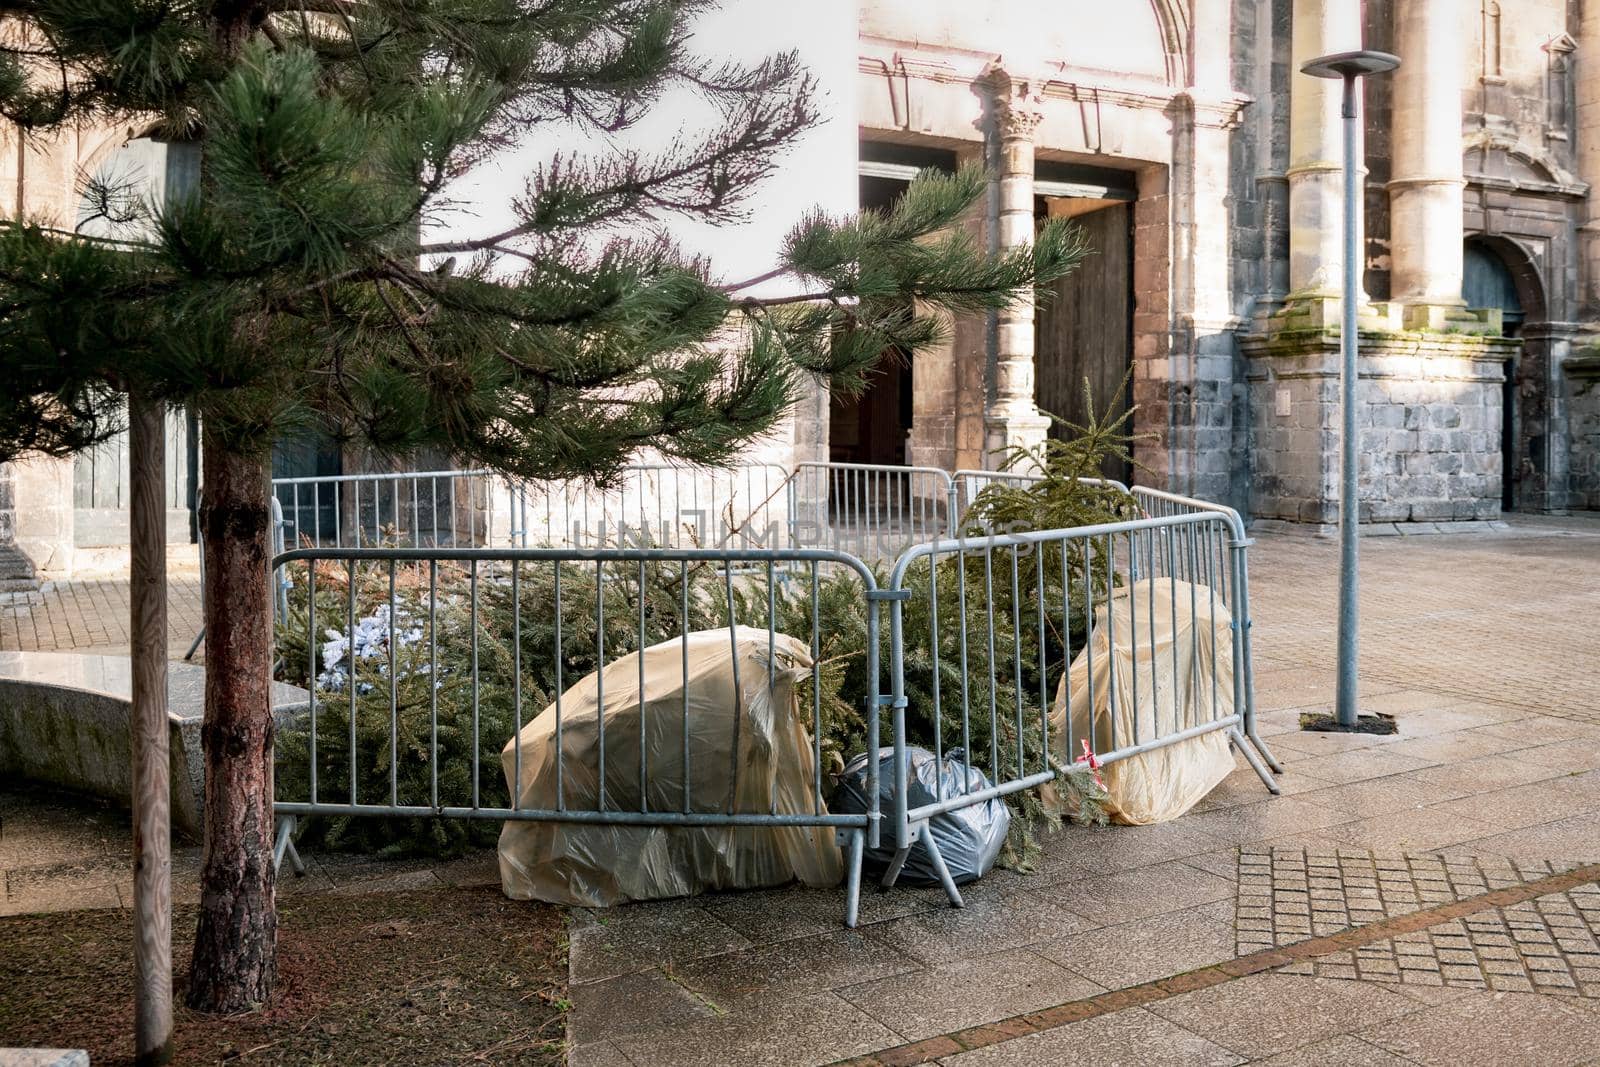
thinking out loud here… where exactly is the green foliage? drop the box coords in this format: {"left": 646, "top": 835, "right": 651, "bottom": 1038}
{"left": 274, "top": 553, "right": 731, "bottom": 857}
{"left": 0, "top": 3, "right": 1089, "bottom": 477}
{"left": 276, "top": 396, "right": 1135, "bottom": 864}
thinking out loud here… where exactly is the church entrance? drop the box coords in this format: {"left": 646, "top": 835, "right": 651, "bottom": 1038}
{"left": 1464, "top": 237, "right": 1529, "bottom": 512}
{"left": 1034, "top": 164, "right": 1137, "bottom": 483}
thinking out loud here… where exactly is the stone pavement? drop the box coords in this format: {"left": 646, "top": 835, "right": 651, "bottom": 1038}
{"left": 3, "top": 516, "right": 1600, "bottom": 1065}
{"left": 561, "top": 516, "right": 1600, "bottom": 1067}
{"left": 0, "top": 572, "right": 204, "bottom": 660}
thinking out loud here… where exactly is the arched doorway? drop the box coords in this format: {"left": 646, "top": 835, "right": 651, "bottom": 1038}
{"left": 1463, "top": 236, "right": 1542, "bottom": 511}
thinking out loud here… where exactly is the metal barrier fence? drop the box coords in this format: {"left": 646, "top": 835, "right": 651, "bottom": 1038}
{"left": 274, "top": 469, "right": 504, "bottom": 550}
{"left": 788, "top": 461, "right": 957, "bottom": 561}
{"left": 1129, "top": 487, "right": 1283, "bottom": 780}
{"left": 953, "top": 468, "right": 1130, "bottom": 518}
{"left": 268, "top": 544, "right": 887, "bottom": 927}
{"left": 273, "top": 464, "right": 793, "bottom": 553}
{"left": 511, "top": 463, "right": 792, "bottom": 551}
{"left": 262, "top": 472, "right": 1281, "bottom": 924}
{"left": 880, "top": 494, "right": 1281, "bottom": 906}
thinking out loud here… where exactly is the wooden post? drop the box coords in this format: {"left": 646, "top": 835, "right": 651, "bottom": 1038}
{"left": 129, "top": 391, "right": 173, "bottom": 1064}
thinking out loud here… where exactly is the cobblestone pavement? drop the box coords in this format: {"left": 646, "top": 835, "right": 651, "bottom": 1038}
{"left": 0, "top": 572, "right": 204, "bottom": 659}
{"left": 1240, "top": 847, "right": 1600, "bottom": 996}
{"left": 4, "top": 515, "right": 1600, "bottom": 1066}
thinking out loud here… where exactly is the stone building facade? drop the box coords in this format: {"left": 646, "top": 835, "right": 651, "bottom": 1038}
{"left": 5, "top": 0, "right": 1600, "bottom": 578}
{"left": 840, "top": 0, "right": 1600, "bottom": 529}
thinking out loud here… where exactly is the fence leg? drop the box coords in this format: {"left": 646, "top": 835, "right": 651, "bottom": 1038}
{"left": 920, "top": 823, "right": 964, "bottom": 909}
{"left": 1232, "top": 550, "right": 1285, "bottom": 776}
{"left": 271, "top": 815, "right": 306, "bottom": 876}
{"left": 1229, "top": 728, "right": 1280, "bottom": 795}
{"left": 840, "top": 829, "right": 865, "bottom": 929}
{"left": 880, "top": 843, "right": 911, "bottom": 890}
{"left": 1246, "top": 729, "right": 1285, "bottom": 776}
{"left": 186, "top": 534, "right": 207, "bottom": 660}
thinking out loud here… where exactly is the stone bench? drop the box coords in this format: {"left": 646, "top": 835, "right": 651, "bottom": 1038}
{"left": 0, "top": 651, "right": 309, "bottom": 837}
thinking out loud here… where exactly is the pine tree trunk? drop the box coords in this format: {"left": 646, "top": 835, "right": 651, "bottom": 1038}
{"left": 185, "top": 437, "right": 277, "bottom": 1012}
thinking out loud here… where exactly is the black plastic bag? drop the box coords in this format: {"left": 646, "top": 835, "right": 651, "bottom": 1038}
{"left": 833, "top": 746, "right": 1010, "bottom": 886}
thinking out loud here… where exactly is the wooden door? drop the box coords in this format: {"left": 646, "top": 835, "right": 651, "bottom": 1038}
{"left": 1034, "top": 201, "right": 1133, "bottom": 481}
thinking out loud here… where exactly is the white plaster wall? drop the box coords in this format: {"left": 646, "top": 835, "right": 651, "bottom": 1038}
{"left": 426, "top": 1, "right": 859, "bottom": 300}
{"left": 859, "top": 1, "right": 1171, "bottom": 83}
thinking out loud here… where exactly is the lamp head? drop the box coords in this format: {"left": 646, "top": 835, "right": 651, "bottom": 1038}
{"left": 1301, "top": 50, "right": 1401, "bottom": 79}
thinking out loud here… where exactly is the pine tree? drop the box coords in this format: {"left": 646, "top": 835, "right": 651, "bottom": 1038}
{"left": 0, "top": 0, "right": 1086, "bottom": 1018}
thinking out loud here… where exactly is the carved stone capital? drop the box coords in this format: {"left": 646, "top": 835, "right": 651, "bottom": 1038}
{"left": 995, "top": 95, "right": 1044, "bottom": 141}
{"left": 981, "top": 62, "right": 1045, "bottom": 142}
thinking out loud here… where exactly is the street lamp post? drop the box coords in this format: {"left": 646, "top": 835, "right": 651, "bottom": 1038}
{"left": 1300, "top": 49, "right": 1400, "bottom": 730}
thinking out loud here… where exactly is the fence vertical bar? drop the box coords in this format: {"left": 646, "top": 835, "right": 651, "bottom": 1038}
{"left": 680, "top": 560, "right": 690, "bottom": 814}
{"left": 638, "top": 560, "right": 648, "bottom": 813}
{"left": 979, "top": 546, "right": 997, "bottom": 781}
{"left": 470, "top": 558, "right": 480, "bottom": 809}
{"left": 810, "top": 562, "right": 822, "bottom": 816}
{"left": 388, "top": 560, "right": 398, "bottom": 806}
{"left": 595, "top": 561, "right": 606, "bottom": 811}
{"left": 554, "top": 562, "right": 565, "bottom": 811}
{"left": 307, "top": 565, "right": 318, "bottom": 804}
{"left": 1035, "top": 546, "right": 1048, "bottom": 765}
{"left": 429, "top": 560, "right": 438, "bottom": 811}
{"left": 1009, "top": 547, "right": 1025, "bottom": 777}
{"left": 513, "top": 560, "right": 522, "bottom": 807}
{"left": 928, "top": 548, "right": 943, "bottom": 803}
{"left": 957, "top": 541, "right": 972, "bottom": 795}
{"left": 347, "top": 559, "right": 357, "bottom": 806}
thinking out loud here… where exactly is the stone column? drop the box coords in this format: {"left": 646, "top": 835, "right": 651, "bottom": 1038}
{"left": 1388, "top": 0, "right": 1467, "bottom": 326}
{"left": 1161, "top": 89, "right": 1249, "bottom": 503}
{"left": 1286, "top": 0, "right": 1364, "bottom": 302}
{"left": 983, "top": 68, "right": 1050, "bottom": 467}
{"left": 1577, "top": 2, "right": 1600, "bottom": 318}
{"left": 10, "top": 454, "right": 75, "bottom": 577}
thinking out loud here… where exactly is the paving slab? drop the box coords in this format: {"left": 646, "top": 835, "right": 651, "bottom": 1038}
{"left": 1145, "top": 973, "right": 1435, "bottom": 1060}
{"left": 1031, "top": 900, "right": 1235, "bottom": 989}
{"left": 1244, "top": 1034, "right": 1419, "bottom": 1066}
{"left": 836, "top": 948, "right": 1102, "bottom": 1043}
{"left": 668, "top": 927, "right": 922, "bottom": 1008}
{"left": 1360, "top": 989, "right": 1600, "bottom": 1067}
{"left": 568, "top": 902, "right": 753, "bottom": 985}
{"left": 607, "top": 990, "right": 897, "bottom": 1067}
{"left": 861, "top": 886, "right": 1101, "bottom": 966}
{"left": 569, "top": 968, "right": 718, "bottom": 1045}
{"left": 937, "top": 1005, "right": 1242, "bottom": 1067}
{"left": 1034, "top": 859, "right": 1234, "bottom": 925}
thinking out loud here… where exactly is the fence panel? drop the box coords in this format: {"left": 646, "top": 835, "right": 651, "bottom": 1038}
{"left": 788, "top": 462, "right": 957, "bottom": 561}
{"left": 1128, "top": 487, "right": 1284, "bottom": 779}
{"left": 259, "top": 469, "right": 1280, "bottom": 928}
{"left": 274, "top": 469, "right": 502, "bottom": 550}
{"left": 269, "top": 544, "right": 884, "bottom": 926}
{"left": 509, "top": 463, "right": 792, "bottom": 550}
{"left": 882, "top": 508, "right": 1279, "bottom": 906}
{"left": 953, "top": 468, "right": 1130, "bottom": 520}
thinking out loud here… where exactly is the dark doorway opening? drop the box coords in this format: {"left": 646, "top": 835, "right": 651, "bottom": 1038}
{"left": 1034, "top": 174, "right": 1136, "bottom": 483}
{"left": 1464, "top": 239, "right": 1525, "bottom": 511}
{"left": 828, "top": 169, "right": 918, "bottom": 467}
{"left": 272, "top": 432, "right": 343, "bottom": 543}
{"left": 828, "top": 348, "right": 911, "bottom": 466}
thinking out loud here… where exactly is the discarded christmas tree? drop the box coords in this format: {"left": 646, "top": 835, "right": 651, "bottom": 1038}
{"left": 0, "top": 0, "right": 1086, "bottom": 1019}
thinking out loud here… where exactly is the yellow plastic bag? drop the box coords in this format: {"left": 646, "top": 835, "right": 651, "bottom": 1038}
{"left": 498, "top": 626, "right": 842, "bottom": 906}
{"left": 1048, "top": 579, "right": 1236, "bottom": 824}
